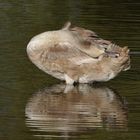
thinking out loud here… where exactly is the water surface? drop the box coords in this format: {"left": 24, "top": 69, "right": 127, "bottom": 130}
{"left": 0, "top": 0, "right": 140, "bottom": 140}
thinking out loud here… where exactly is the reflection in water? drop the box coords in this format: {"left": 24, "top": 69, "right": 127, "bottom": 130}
{"left": 25, "top": 84, "right": 127, "bottom": 138}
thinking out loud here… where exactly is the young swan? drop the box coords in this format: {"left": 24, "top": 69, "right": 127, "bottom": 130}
{"left": 27, "top": 22, "right": 130, "bottom": 84}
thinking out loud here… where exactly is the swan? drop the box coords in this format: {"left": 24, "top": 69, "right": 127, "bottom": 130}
{"left": 27, "top": 22, "right": 130, "bottom": 84}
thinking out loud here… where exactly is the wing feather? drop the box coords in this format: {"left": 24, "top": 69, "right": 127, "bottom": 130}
{"left": 44, "top": 42, "right": 97, "bottom": 65}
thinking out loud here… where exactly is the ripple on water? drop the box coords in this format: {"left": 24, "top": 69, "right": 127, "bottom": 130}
{"left": 25, "top": 84, "right": 128, "bottom": 138}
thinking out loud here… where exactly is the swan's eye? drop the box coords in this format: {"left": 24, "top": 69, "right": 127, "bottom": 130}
{"left": 104, "top": 47, "right": 107, "bottom": 51}
{"left": 115, "top": 54, "right": 119, "bottom": 58}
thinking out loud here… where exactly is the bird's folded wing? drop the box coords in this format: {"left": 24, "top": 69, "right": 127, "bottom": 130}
{"left": 45, "top": 42, "right": 98, "bottom": 65}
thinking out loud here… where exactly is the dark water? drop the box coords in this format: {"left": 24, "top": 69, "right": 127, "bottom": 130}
{"left": 0, "top": 0, "right": 140, "bottom": 140}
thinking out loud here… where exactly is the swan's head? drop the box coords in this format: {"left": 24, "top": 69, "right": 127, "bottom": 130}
{"left": 105, "top": 46, "right": 131, "bottom": 72}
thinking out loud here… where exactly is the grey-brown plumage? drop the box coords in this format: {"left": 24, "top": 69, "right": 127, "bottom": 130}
{"left": 27, "top": 22, "right": 130, "bottom": 84}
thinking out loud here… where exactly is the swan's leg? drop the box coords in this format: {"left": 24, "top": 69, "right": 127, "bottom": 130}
{"left": 64, "top": 84, "right": 74, "bottom": 93}
{"left": 64, "top": 74, "right": 75, "bottom": 84}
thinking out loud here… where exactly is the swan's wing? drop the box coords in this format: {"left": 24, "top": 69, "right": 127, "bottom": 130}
{"left": 71, "top": 26, "right": 98, "bottom": 38}
{"left": 62, "top": 23, "right": 112, "bottom": 58}
{"left": 70, "top": 27, "right": 122, "bottom": 58}
{"left": 45, "top": 42, "right": 98, "bottom": 65}
{"left": 67, "top": 26, "right": 106, "bottom": 58}
{"left": 61, "top": 23, "right": 124, "bottom": 59}
{"left": 77, "top": 42, "right": 105, "bottom": 58}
